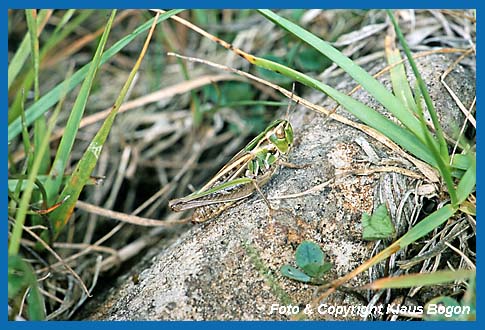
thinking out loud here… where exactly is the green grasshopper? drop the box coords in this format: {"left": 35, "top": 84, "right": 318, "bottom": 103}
{"left": 168, "top": 119, "right": 294, "bottom": 223}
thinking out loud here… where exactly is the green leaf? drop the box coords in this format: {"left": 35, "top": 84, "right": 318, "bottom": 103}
{"left": 385, "top": 39, "right": 418, "bottom": 115}
{"left": 280, "top": 265, "right": 311, "bottom": 283}
{"left": 362, "top": 203, "right": 395, "bottom": 240}
{"left": 296, "top": 240, "right": 323, "bottom": 268}
{"left": 26, "top": 283, "right": 46, "bottom": 321}
{"left": 387, "top": 10, "right": 448, "bottom": 160}
{"left": 451, "top": 153, "right": 472, "bottom": 170}
{"left": 8, "top": 256, "right": 32, "bottom": 299}
{"left": 295, "top": 240, "right": 330, "bottom": 278}
{"left": 9, "top": 68, "right": 68, "bottom": 256}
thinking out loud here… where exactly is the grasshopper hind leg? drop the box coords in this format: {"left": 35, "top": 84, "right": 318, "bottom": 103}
{"left": 191, "top": 201, "right": 237, "bottom": 223}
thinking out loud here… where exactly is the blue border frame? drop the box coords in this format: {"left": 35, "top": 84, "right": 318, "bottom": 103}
{"left": 4, "top": 1, "right": 480, "bottom": 9}
{"left": 4, "top": 1, "right": 479, "bottom": 328}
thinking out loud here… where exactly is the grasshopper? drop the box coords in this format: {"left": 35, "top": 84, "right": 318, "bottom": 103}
{"left": 168, "top": 119, "right": 294, "bottom": 223}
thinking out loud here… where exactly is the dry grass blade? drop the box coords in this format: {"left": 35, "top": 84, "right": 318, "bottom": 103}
{"left": 269, "top": 179, "right": 334, "bottom": 200}
{"left": 34, "top": 224, "right": 125, "bottom": 275}
{"left": 22, "top": 225, "right": 90, "bottom": 296}
{"left": 76, "top": 200, "right": 190, "bottom": 227}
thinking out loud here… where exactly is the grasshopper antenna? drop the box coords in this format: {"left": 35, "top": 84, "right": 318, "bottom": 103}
{"left": 285, "top": 82, "right": 299, "bottom": 121}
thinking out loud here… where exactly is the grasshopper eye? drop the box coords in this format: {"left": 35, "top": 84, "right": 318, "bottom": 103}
{"left": 275, "top": 126, "right": 285, "bottom": 139}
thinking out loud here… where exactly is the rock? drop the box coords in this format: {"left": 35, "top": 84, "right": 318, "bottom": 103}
{"left": 80, "top": 53, "right": 475, "bottom": 320}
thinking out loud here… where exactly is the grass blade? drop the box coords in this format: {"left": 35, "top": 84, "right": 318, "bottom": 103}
{"left": 48, "top": 11, "right": 160, "bottom": 239}
{"left": 8, "top": 255, "right": 46, "bottom": 320}
{"left": 398, "top": 204, "right": 456, "bottom": 247}
{"left": 174, "top": 10, "right": 436, "bottom": 166}
{"left": 26, "top": 10, "right": 51, "bottom": 177}
{"left": 313, "top": 204, "right": 457, "bottom": 304}
{"left": 387, "top": 10, "right": 448, "bottom": 159}
{"left": 8, "top": 70, "right": 68, "bottom": 257}
{"left": 8, "top": 10, "right": 93, "bottom": 124}
{"left": 456, "top": 156, "right": 476, "bottom": 204}
{"left": 387, "top": 10, "right": 458, "bottom": 206}
{"left": 385, "top": 35, "right": 418, "bottom": 115}
{"left": 258, "top": 9, "right": 430, "bottom": 146}
{"left": 8, "top": 9, "right": 50, "bottom": 90}
{"left": 25, "top": 9, "right": 40, "bottom": 101}
{"left": 8, "top": 9, "right": 184, "bottom": 142}
{"left": 43, "top": 11, "right": 116, "bottom": 204}
{"left": 243, "top": 55, "right": 436, "bottom": 166}
{"left": 364, "top": 269, "right": 475, "bottom": 289}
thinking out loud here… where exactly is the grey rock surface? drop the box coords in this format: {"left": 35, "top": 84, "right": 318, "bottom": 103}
{"left": 80, "top": 53, "right": 475, "bottom": 320}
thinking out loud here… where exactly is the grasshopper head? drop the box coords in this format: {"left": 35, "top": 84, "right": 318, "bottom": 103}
{"left": 269, "top": 120, "right": 293, "bottom": 154}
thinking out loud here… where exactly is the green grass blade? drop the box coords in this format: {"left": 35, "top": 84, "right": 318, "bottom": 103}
{"left": 413, "top": 86, "right": 458, "bottom": 204}
{"left": 26, "top": 10, "right": 51, "bottom": 176}
{"left": 387, "top": 10, "right": 449, "bottom": 160}
{"left": 366, "top": 269, "right": 475, "bottom": 289}
{"left": 47, "top": 11, "right": 160, "bottom": 239}
{"left": 25, "top": 9, "right": 40, "bottom": 101}
{"left": 8, "top": 71, "right": 67, "bottom": 257}
{"left": 385, "top": 39, "right": 418, "bottom": 115}
{"left": 398, "top": 204, "right": 456, "bottom": 248}
{"left": 8, "top": 9, "right": 184, "bottom": 142}
{"left": 9, "top": 10, "right": 93, "bottom": 124}
{"left": 452, "top": 154, "right": 472, "bottom": 170}
{"left": 258, "top": 9, "right": 429, "bottom": 145}
{"left": 8, "top": 9, "right": 49, "bottom": 90}
{"left": 33, "top": 114, "right": 50, "bottom": 175}
{"left": 11, "top": 98, "right": 32, "bottom": 213}
{"left": 43, "top": 11, "right": 117, "bottom": 204}
{"left": 388, "top": 10, "right": 459, "bottom": 205}
{"left": 456, "top": 155, "right": 476, "bottom": 204}
{"left": 53, "top": 9, "right": 77, "bottom": 33}
{"left": 19, "top": 95, "right": 33, "bottom": 171}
